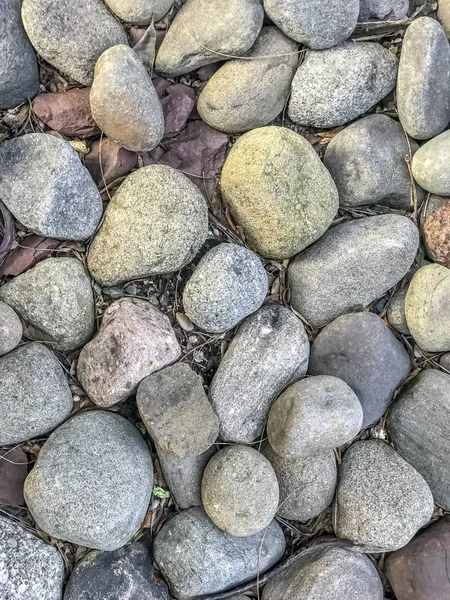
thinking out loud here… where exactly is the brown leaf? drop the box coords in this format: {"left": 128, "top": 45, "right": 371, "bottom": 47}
{"left": 32, "top": 88, "right": 99, "bottom": 137}
{"left": 0, "top": 235, "right": 61, "bottom": 277}
{"left": 0, "top": 448, "right": 28, "bottom": 507}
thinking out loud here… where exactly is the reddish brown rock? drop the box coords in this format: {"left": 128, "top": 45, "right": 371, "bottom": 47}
{"left": 422, "top": 195, "right": 450, "bottom": 267}
{"left": 33, "top": 88, "right": 99, "bottom": 137}
{"left": 161, "top": 84, "right": 196, "bottom": 137}
{"left": 0, "top": 448, "right": 28, "bottom": 507}
{"left": 84, "top": 138, "right": 137, "bottom": 187}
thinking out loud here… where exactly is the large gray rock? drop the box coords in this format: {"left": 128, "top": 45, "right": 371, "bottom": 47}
{"left": 0, "top": 134, "right": 102, "bottom": 241}
{"left": 309, "top": 312, "right": 411, "bottom": 428}
{"left": 411, "top": 130, "right": 450, "bottom": 196}
{"left": 335, "top": 440, "right": 434, "bottom": 552}
{"left": 155, "top": 0, "right": 263, "bottom": 77}
{"left": 0, "top": 257, "right": 95, "bottom": 352}
{"left": 0, "top": 515, "right": 65, "bottom": 600}
{"left": 209, "top": 304, "right": 310, "bottom": 443}
{"left": 24, "top": 411, "right": 153, "bottom": 550}
{"left": 359, "top": 0, "right": 409, "bottom": 21}
{"left": 0, "top": 301, "right": 22, "bottom": 356}
{"left": 104, "top": 0, "right": 174, "bottom": 24}
{"left": 22, "top": 0, "right": 128, "bottom": 85}
{"left": 153, "top": 507, "right": 285, "bottom": 599}
{"left": 288, "top": 42, "right": 398, "bottom": 128}
{"left": 397, "top": 18, "right": 450, "bottom": 140}
{"left": 288, "top": 215, "right": 419, "bottom": 328}
{"left": 439, "top": 0, "right": 450, "bottom": 38}
{"left": 387, "top": 285, "right": 410, "bottom": 335}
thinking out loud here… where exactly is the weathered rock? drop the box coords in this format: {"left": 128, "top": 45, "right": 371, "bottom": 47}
{"left": 422, "top": 195, "right": 450, "bottom": 267}
{"left": 32, "top": 88, "right": 99, "bottom": 137}
{"left": 85, "top": 138, "right": 137, "bottom": 187}
{"left": 288, "top": 215, "right": 419, "bottom": 327}
{"left": 24, "top": 411, "right": 153, "bottom": 550}
{"left": 104, "top": 0, "right": 174, "bottom": 24}
{"left": 209, "top": 304, "right": 310, "bottom": 443}
{"left": 440, "top": 352, "right": 450, "bottom": 372}
{"left": 220, "top": 126, "right": 339, "bottom": 259}
{"left": 288, "top": 42, "right": 398, "bottom": 128}
{"left": 0, "top": 134, "right": 102, "bottom": 240}
{"left": 0, "top": 257, "right": 95, "bottom": 352}
{"left": 0, "top": 448, "right": 27, "bottom": 507}
{"left": 153, "top": 507, "right": 285, "bottom": 599}
{"left": 359, "top": 0, "right": 409, "bottom": 21}
{"left": 22, "top": 0, "right": 128, "bottom": 85}
{"left": 309, "top": 313, "right": 411, "bottom": 428}
{"left": 88, "top": 165, "right": 208, "bottom": 285}
{"left": 0, "top": 301, "right": 22, "bottom": 356}
{"left": 335, "top": 440, "right": 434, "bottom": 552}
{"left": 78, "top": 298, "right": 180, "bottom": 407}
{"left": 197, "top": 27, "right": 297, "bottom": 133}
{"left": 387, "top": 286, "right": 410, "bottom": 335}
{"left": 397, "top": 18, "right": 450, "bottom": 140}
{"left": 438, "top": 0, "right": 450, "bottom": 38}
{"left": 155, "top": 0, "right": 263, "bottom": 77}
{"left": 411, "top": 130, "right": 450, "bottom": 195}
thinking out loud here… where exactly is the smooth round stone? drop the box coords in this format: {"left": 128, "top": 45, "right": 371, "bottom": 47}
{"left": 335, "top": 440, "right": 434, "bottom": 552}
{"left": 87, "top": 165, "right": 208, "bottom": 286}
{"left": 440, "top": 352, "right": 450, "bottom": 372}
{"left": 387, "top": 286, "right": 410, "bottom": 335}
{"left": 182, "top": 244, "right": 267, "bottom": 333}
{"left": 0, "top": 301, "right": 22, "bottom": 356}
{"left": 24, "top": 411, "right": 153, "bottom": 550}
{"left": 397, "top": 18, "right": 450, "bottom": 140}
{"left": 422, "top": 195, "right": 450, "bottom": 267}
{"left": 288, "top": 42, "right": 398, "bottom": 128}
{"left": 220, "top": 126, "right": 339, "bottom": 259}
{"left": 439, "top": 0, "right": 450, "bottom": 38}
{"left": 104, "top": 0, "right": 174, "bottom": 24}
{"left": 201, "top": 445, "right": 279, "bottom": 536}
{"left": 412, "top": 130, "right": 450, "bottom": 196}
{"left": 359, "top": 0, "right": 409, "bottom": 21}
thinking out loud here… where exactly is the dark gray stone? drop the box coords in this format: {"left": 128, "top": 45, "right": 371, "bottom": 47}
{"left": 387, "top": 286, "right": 410, "bottom": 335}
{"left": 440, "top": 352, "right": 450, "bottom": 372}
{"left": 411, "top": 130, "right": 450, "bottom": 196}
{"left": 359, "top": 0, "right": 409, "bottom": 21}
{"left": 104, "top": 0, "right": 174, "bottom": 24}
{"left": 0, "top": 301, "right": 22, "bottom": 356}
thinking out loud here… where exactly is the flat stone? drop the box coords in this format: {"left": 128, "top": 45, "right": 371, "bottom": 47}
{"left": 0, "top": 301, "right": 22, "bottom": 356}
{"left": 359, "top": 0, "right": 409, "bottom": 21}
{"left": 0, "top": 448, "right": 27, "bottom": 507}
{"left": 422, "top": 195, "right": 450, "bottom": 267}
{"left": 84, "top": 138, "right": 137, "bottom": 186}
{"left": 0, "top": 134, "right": 102, "bottom": 240}
{"left": 0, "top": 257, "right": 95, "bottom": 352}
{"left": 411, "top": 130, "right": 450, "bottom": 195}
{"left": 288, "top": 42, "right": 398, "bottom": 128}
{"left": 24, "top": 411, "right": 153, "bottom": 550}
{"left": 153, "top": 507, "right": 285, "bottom": 599}
{"left": 104, "top": 0, "right": 174, "bottom": 24}
{"left": 387, "top": 286, "right": 410, "bottom": 335}
{"left": 438, "top": 0, "right": 450, "bottom": 37}
{"left": 288, "top": 214, "right": 419, "bottom": 328}
{"left": 32, "top": 88, "right": 99, "bottom": 137}
{"left": 220, "top": 126, "right": 339, "bottom": 259}
{"left": 209, "top": 304, "right": 310, "bottom": 443}
{"left": 335, "top": 440, "right": 434, "bottom": 552}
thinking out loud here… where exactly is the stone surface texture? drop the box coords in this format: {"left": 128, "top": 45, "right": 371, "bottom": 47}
{"left": 412, "top": 130, "right": 450, "bottom": 196}
{"left": 422, "top": 195, "right": 450, "bottom": 267}
{"left": 105, "top": 0, "right": 174, "bottom": 24}
{"left": 0, "top": 301, "right": 22, "bottom": 356}
{"left": 359, "top": 0, "right": 409, "bottom": 20}
{"left": 439, "top": 0, "right": 450, "bottom": 37}
{"left": 387, "top": 286, "right": 410, "bottom": 335}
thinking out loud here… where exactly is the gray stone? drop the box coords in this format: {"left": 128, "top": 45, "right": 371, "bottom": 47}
{"left": 104, "top": 0, "right": 174, "bottom": 24}
{"left": 78, "top": 298, "right": 181, "bottom": 407}
{"left": 88, "top": 166, "right": 208, "bottom": 286}
{"left": 220, "top": 126, "right": 339, "bottom": 259}
{"left": 155, "top": 0, "right": 263, "bottom": 77}
{"left": 197, "top": 27, "right": 298, "bottom": 133}
{"left": 397, "top": 18, "right": 450, "bottom": 140}
{"left": 0, "top": 515, "right": 65, "bottom": 600}
{"left": 359, "top": 0, "right": 409, "bottom": 21}
{"left": 288, "top": 42, "right": 398, "bottom": 128}
{"left": 209, "top": 304, "right": 310, "bottom": 443}
{"left": 22, "top": 0, "right": 128, "bottom": 86}
{"left": 411, "top": 130, "right": 450, "bottom": 195}
{"left": 0, "top": 257, "right": 95, "bottom": 352}
{"left": 137, "top": 363, "right": 218, "bottom": 457}
{"left": 335, "top": 440, "right": 434, "bottom": 552}
{"left": 267, "top": 375, "right": 363, "bottom": 459}
{"left": 439, "top": 0, "right": 450, "bottom": 38}
{"left": 182, "top": 244, "right": 268, "bottom": 333}
{"left": 0, "top": 0, "right": 39, "bottom": 109}
{"left": 153, "top": 507, "right": 285, "bottom": 599}
{"left": 440, "top": 353, "right": 450, "bottom": 372}
{"left": 387, "top": 286, "right": 410, "bottom": 335}
{"left": 288, "top": 214, "right": 419, "bottom": 328}
{"left": 24, "top": 411, "right": 153, "bottom": 550}
{"left": 0, "top": 134, "right": 102, "bottom": 241}
{"left": 0, "top": 301, "right": 22, "bottom": 356}
{"left": 309, "top": 312, "right": 411, "bottom": 428}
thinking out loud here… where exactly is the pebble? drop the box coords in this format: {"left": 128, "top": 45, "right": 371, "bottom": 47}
{"left": 87, "top": 165, "right": 208, "bottom": 285}
{"left": 397, "top": 18, "right": 450, "bottom": 140}
{"left": 335, "top": 439, "right": 434, "bottom": 552}
{"left": 220, "top": 126, "right": 339, "bottom": 259}
{"left": 438, "top": 0, "right": 450, "bottom": 37}
{"left": 104, "top": 0, "right": 174, "bottom": 24}
{"left": 411, "top": 130, "right": 450, "bottom": 195}
{"left": 387, "top": 286, "right": 410, "bottom": 335}
{"left": 422, "top": 195, "right": 450, "bottom": 267}
{"left": 24, "top": 411, "right": 153, "bottom": 550}
{"left": 32, "top": 88, "right": 99, "bottom": 137}
{"left": 288, "top": 42, "right": 398, "bottom": 128}
{"left": 84, "top": 138, "right": 137, "bottom": 186}
{"left": 0, "top": 301, "right": 22, "bottom": 356}
{"left": 0, "top": 134, "right": 102, "bottom": 241}
{"left": 77, "top": 298, "right": 181, "bottom": 407}
{"left": 288, "top": 214, "right": 419, "bottom": 327}
{"left": 359, "top": 0, "right": 409, "bottom": 20}
{"left": 209, "top": 304, "right": 310, "bottom": 443}
{"left": 153, "top": 507, "right": 285, "bottom": 599}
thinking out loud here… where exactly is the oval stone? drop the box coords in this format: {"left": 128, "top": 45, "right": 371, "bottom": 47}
{"left": 0, "top": 301, "right": 22, "bottom": 356}
{"left": 411, "top": 130, "right": 450, "bottom": 196}
{"left": 104, "top": 0, "right": 174, "bottom": 24}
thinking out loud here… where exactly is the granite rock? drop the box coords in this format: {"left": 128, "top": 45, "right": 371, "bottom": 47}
{"left": 387, "top": 286, "right": 410, "bottom": 335}
{"left": 104, "top": 0, "right": 174, "bottom": 24}
{"left": 411, "top": 130, "right": 450, "bottom": 196}
{"left": 438, "top": 0, "right": 450, "bottom": 37}
{"left": 32, "top": 88, "right": 99, "bottom": 137}
{"left": 359, "top": 0, "right": 409, "bottom": 20}
{"left": 439, "top": 352, "right": 450, "bottom": 372}
{"left": 0, "top": 301, "right": 22, "bottom": 356}
{"left": 422, "top": 195, "right": 450, "bottom": 267}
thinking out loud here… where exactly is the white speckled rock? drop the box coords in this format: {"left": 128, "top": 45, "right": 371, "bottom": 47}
{"left": 104, "top": 0, "right": 174, "bottom": 24}
{"left": 439, "top": 0, "right": 450, "bottom": 38}
{"left": 0, "top": 301, "right": 22, "bottom": 356}
{"left": 411, "top": 130, "right": 450, "bottom": 196}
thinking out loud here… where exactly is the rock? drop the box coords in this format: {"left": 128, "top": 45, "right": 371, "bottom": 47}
{"left": 288, "top": 42, "right": 398, "bottom": 128}
{"left": 90, "top": 45, "right": 164, "bottom": 152}
{"left": 0, "top": 0, "right": 39, "bottom": 109}
{"left": 438, "top": 0, "right": 450, "bottom": 38}
{"left": 209, "top": 304, "right": 310, "bottom": 443}
{"left": 440, "top": 353, "right": 450, "bottom": 373}
{"left": 182, "top": 244, "right": 268, "bottom": 333}
{"left": 387, "top": 286, "right": 410, "bottom": 335}
{"left": 78, "top": 298, "right": 180, "bottom": 407}
{"left": 0, "top": 257, "right": 95, "bottom": 352}
{"left": 288, "top": 214, "right": 419, "bottom": 328}
{"left": 154, "top": 0, "right": 263, "bottom": 77}
{"left": 359, "top": 0, "right": 409, "bottom": 21}
{"left": 335, "top": 439, "right": 434, "bottom": 552}
{"left": 267, "top": 375, "right": 363, "bottom": 459}
{"left": 0, "top": 448, "right": 28, "bottom": 507}
{"left": 397, "top": 18, "right": 450, "bottom": 140}
{"left": 411, "top": 130, "right": 450, "bottom": 195}
{"left": 220, "top": 126, "right": 339, "bottom": 259}
{"left": 422, "top": 195, "right": 450, "bottom": 267}
{"left": 0, "top": 301, "right": 22, "bottom": 356}
{"left": 104, "top": 0, "right": 174, "bottom": 24}
{"left": 153, "top": 507, "right": 285, "bottom": 599}
{"left": 309, "top": 313, "right": 410, "bottom": 428}
{"left": 32, "top": 88, "right": 99, "bottom": 137}
{"left": 85, "top": 138, "right": 137, "bottom": 187}
{"left": 0, "top": 515, "right": 65, "bottom": 600}
{"left": 87, "top": 165, "right": 208, "bottom": 285}
{"left": 24, "top": 411, "right": 153, "bottom": 550}
{"left": 197, "top": 27, "right": 298, "bottom": 133}
{"left": 263, "top": 0, "right": 358, "bottom": 49}
{"left": 22, "top": 0, "right": 128, "bottom": 86}
{"left": 64, "top": 543, "right": 169, "bottom": 600}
